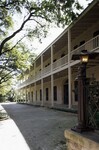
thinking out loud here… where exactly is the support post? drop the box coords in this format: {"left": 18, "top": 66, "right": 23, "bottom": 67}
{"left": 51, "top": 45, "right": 53, "bottom": 72}
{"left": 68, "top": 29, "right": 72, "bottom": 108}
{"left": 41, "top": 54, "right": 44, "bottom": 106}
{"left": 51, "top": 46, "right": 54, "bottom": 107}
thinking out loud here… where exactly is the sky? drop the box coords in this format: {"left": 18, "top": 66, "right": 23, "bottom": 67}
{"left": 32, "top": 0, "right": 93, "bottom": 55}
{"left": 12, "top": 0, "right": 93, "bottom": 56}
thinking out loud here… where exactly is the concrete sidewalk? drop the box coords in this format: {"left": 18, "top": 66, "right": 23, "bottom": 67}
{"left": 0, "top": 104, "right": 30, "bottom": 150}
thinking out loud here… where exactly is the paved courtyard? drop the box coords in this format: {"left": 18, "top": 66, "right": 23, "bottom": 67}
{"left": 1, "top": 103, "right": 77, "bottom": 150}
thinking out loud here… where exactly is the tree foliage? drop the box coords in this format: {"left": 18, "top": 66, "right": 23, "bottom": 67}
{"left": 0, "top": 0, "right": 85, "bottom": 89}
{"left": 0, "top": 42, "right": 36, "bottom": 85}
{"left": 0, "top": 0, "right": 84, "bottom": 55}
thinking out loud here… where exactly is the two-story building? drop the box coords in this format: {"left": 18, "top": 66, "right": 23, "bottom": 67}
{"left": 17, "top": 0, "right": 99, "bottom": 109}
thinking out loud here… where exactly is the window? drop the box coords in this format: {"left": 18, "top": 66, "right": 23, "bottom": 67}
{"left": 40, "top": 89, "right": 42, "bottom": 101}
{"left": 74, "top": 80, "right": 78, "bottom": 102}
{"left": 79, "top": 40, "right": 85, "bottom": 46}
{"left": 28, "top": 92, "right": 30, "bottom": 100}
{"left": 61, "top": 53, "right": 65, "bottom": 58}
{"left": 93, "top": 30, "right": 99, "bottom": 37}
{"left": 47, "top": 63, "right": 50, "bottom": 66}
{"left": 79, "top": 41, "right": 85, "bottom": 51}
{"left": 93, "top": 30, "right": 99, "bottom": 48}
{"left": 46, "top": 88, "right": 49, "bottom": 101}
{"left": 53, "top": 59, "right": 57, "bottom": 62}
{"left": 31, "top": 91, "right": 33, "bottom": 101}
{"left": 36, "top": 91, "right": 37, "bottom": 101}
{"left": 54, "top": 86, "right": 57, "bottom": 101}
{"left": 26, "top": 93, "right": 27, "bottom": 101}
{"left": 74, "top": 45, "right": 78, "bottom": 49}
{"left": 45, "top": 63, "right": 50, "bottom": 67}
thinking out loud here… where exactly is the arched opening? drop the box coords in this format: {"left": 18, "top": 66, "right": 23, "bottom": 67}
{"left": 63, "top": 80, "right": 68, "bottom": 105}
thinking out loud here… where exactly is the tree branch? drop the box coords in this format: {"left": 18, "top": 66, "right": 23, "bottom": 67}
{"left": 29, "top": 18, "right": 45, "bottom": 28}
{"left": 0, "top": 1, "right": 19, "bottom": 8}
{"left": 1, "top": 35, "right": 26, "bottom": 55}
{"left": 0, "top": 70, "right": 12, "bottom": 84}
{"left": 0, "top": 13, "right": 32, "bottom": 55}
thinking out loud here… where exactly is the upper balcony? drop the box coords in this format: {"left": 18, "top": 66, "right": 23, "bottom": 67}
{"left": 53, "top": 54, "right": 68, "bottom": 71}
{"left": 71, "top": 35, "right": 99, "bottom": 59}
{"left": 18, "top": 35, "right": 99, "bottom": 89}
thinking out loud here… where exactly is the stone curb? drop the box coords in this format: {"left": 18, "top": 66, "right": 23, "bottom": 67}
{"left": 18, "top": 102, "right": 78, "bottom": 114}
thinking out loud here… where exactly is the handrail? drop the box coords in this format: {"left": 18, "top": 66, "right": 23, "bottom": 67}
{"left": 70, "top": 35, "right": 99, "bottom": 60}
{"left": 18, "top": 35, "right": 99, "bottom": 89}
{"left": 53, "top": 54, "right": 68, "bottom": 71}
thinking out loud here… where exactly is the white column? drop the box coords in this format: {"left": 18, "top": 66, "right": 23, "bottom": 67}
{"left": 68, "top": 29, "right": 72, "bottom": 109}
{"left": 51, "top": 46, "right": 54, "bottom": 107}
{"left": 41, "top": 54, "right": 44, "bottom": 106}
{"left": 20, "top": 90, "right": 22, "bottom": 99}
{"left": 51, "top": 46, "right": 53, "bottom": 72}
{"left": 34, "top": 61, "right": 36, "bottom": 104}
{"left": 34, "top": 62, "right": 36, "bottom": 78}
{"left": 41, "top": 54, "right": 43, "bottom": 74}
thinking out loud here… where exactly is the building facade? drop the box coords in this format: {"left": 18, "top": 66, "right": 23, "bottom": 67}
{"left": 17, "top": 0, "right": 99, "bottom": 109}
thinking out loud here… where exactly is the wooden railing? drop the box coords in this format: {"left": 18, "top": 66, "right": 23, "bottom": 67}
{"left": 53, "top": 55, "right": 68, "bottom": 71}
{"left": 18, "top": 35, "right": 99, "bottom": 88}
{"left": 43, "top": 64, "right": 51, "bottom": 76}
{"left": 70, "top": 35, "right": 99, "bottom": 60}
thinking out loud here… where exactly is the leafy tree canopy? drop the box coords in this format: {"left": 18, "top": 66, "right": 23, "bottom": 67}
{"left": 0, "top": 0, "right": 88, "bottom": 91}
{"left": 0, "top": 42, "right": 36, "bottom": 85}
{"left": 0, "top": 0, "right": 84, "bottom": 55}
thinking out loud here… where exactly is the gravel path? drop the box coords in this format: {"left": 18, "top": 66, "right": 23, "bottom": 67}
{"left": 2, "top": 103, "right": 77, "bottom": 150}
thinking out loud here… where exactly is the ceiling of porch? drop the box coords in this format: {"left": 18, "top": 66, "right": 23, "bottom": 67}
{"left": 33, "top": 1, "right": 99, "bottom": 68}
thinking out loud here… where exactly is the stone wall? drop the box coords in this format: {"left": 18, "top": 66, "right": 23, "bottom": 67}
{"left": 64, "top": 129, "right": 99, "bottom": 150}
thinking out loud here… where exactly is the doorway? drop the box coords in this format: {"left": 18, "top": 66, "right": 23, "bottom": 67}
{"left": 64, "top": 80, "right": 68, "bottom": 105}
